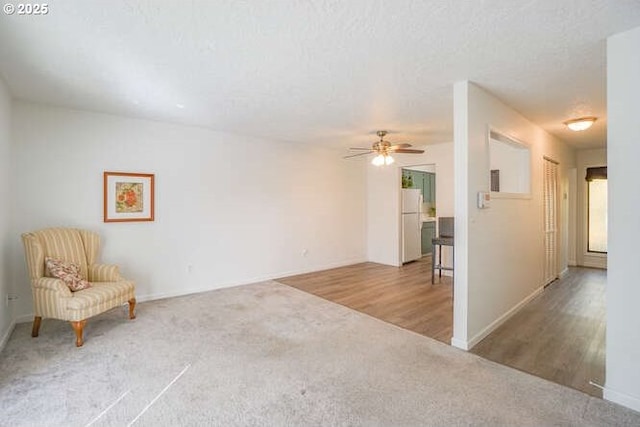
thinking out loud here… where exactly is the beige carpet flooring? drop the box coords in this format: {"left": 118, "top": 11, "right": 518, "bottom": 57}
{"left": 1, "top": 281, "right": 639, "bottom": 426}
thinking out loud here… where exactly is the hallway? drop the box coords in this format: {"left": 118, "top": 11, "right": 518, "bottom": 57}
{"left": 471, "top": 267, "right": 606, "bottom": 397}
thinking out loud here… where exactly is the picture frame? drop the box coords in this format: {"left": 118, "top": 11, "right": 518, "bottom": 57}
{"left": 103, "top": 172, "right": 155, "bottom": 222}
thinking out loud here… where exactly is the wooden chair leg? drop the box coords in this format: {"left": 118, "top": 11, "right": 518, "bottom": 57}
{"left": 31, "top": 316, "right": 42, "bottom": 337}
{"left": 128, "top": 298, "right": 136, "bottom": 320}
{"left": 70, "top": 320, "right": 86, "bottom": 347}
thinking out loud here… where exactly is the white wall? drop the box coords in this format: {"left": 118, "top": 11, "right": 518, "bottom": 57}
{"left": 10, "top": 102, "right": 367, "bottom": 319}
{"left": 0, "top": 77, "right": 13, "bottom": 347}
{"left": 452, "top": 81, "right": 575, "bottom": 350}
{"left": 575, "top": 148, "right": 607, "bottom": 268}
{"left": 366, "top": 142, "right": 454, "bottom": 266}
{"left": 606, "top": 25, "right": 640, "bottom": 412}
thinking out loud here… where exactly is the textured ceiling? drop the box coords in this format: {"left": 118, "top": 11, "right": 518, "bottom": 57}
{"left": 2, "top": 1, "right": 640, "bottom": 149}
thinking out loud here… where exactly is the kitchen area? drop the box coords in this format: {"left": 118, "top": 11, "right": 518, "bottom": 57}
{"left": 401, "top": 165, "right": 437, "bottom": 264}
{"left": 283, "top": 159, "right": 454, "bottom": 344}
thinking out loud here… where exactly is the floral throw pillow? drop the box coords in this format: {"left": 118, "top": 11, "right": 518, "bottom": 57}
{"left": 45, "top": 257, "right": 91, "bottom": 292}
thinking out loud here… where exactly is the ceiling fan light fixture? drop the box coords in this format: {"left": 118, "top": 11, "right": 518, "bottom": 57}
{"left": 371, "top": 154, "right": 385, "bottom": 166}
{"left": 347, "top": 130, "right": 422, "bottom": 165}
{"left": 564, "top": 116, "right": 597, "bottom": 132}
{"left": 371, "top": 153, "right": 395, "bottom": 166}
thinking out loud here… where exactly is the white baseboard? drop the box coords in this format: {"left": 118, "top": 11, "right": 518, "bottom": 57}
{"left": 12, "top": 257, "right": 369, "bottom": 317}
{"left": 14, "top": 256, "right": 368, "bottom": 331}
{"left": 15, "top": 313, "right": 34, "bottom": 323}
{"left": 604, "top": 387, "right": 640, "bottom": 413}
{"left": 0, "top": 319, "right": 16, "bottom": 353}
{"left": 134, "top": 256, "right": 368, "bottom": 304}
{"left": 464, "top": 286, "right": 544, "bottom": 350}
{"left": 450, "top": 337, "right": 469, "bottom": 350}
{"left": 582, "top": 260, "right": 607, "bottom": 269}
{"left": 136, "top": 284, "right": 234, "bottom": 304}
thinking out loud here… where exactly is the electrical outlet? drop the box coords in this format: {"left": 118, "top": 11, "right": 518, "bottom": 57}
{"left": 302, "top": 249, "right": 309, "bottom": 257}
{"left": 6, "top": 293, "right": 18, "bottom": 306}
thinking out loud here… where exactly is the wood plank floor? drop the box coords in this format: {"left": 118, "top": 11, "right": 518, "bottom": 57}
{"left": 280, "top": 260, "right": 605, "bottom": 399}
{"left": 278, "top": 256, "right": 454, "bottom": 343}
{"left": 471, "top": 267, "right": 606, "bottom": 398}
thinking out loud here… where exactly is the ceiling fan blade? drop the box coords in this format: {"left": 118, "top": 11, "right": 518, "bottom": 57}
{"left": 349, "top": 147, "right": 375, "bottom": 150}
{"left": 393, "top": 149, "right": 425, "bottom": 154}
{"left": 389, "top": 143, "right": 412, "bottom": 150}
{"left": 343, "top": 151, "right": 373, "bottom": 159}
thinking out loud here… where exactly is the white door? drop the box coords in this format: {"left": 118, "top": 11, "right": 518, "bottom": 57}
{"left": 543, "top": 158, "right": 559, "bottom": 285}
{"left": 402, "top": 213, "right": 421, "bottom": 263}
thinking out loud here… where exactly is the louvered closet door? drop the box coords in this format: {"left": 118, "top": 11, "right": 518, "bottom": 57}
{"left": 543, "top": 158, "right": 559, "bottom": 285}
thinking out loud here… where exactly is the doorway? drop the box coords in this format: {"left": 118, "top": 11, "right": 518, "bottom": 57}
{"left": 471, "top": 266, "right": 605, "bottom": 397}
{"left": 400, "top": 164, "right": 437, "bottom": 265}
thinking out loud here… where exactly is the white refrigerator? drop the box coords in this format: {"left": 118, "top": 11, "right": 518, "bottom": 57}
{"left": 402, "top": 188, "right": 422, "bottom": 263}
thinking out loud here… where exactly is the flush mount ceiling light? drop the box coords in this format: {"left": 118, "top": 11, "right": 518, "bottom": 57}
{"left": 564, "top": 116, "right": 597, "bottom": 132}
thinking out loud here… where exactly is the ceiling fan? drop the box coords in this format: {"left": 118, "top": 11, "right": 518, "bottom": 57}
{"left": 344, "top": 131, "right": 424, "bottom": 166}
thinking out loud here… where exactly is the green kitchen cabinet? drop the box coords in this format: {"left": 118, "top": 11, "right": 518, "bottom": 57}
{"left": 414, "top": 171, "right": 424, "bottom": 196}
{"left": 405, "top": 170, "right": 422, "bottom": 193}
{"left": 423, "top": 173, "right": 431, "bottom": 202}
{"left": 403, "top": 170, "right": 414, "bottom": 189}
{"left": 422, "top": 172, "right": 436, "bottom": 204}
{"left": 404, "top": 170, "right": 412, "bottom": 188}
{"left": 430, "top": 172, "right": 436, "bottom": 203}
{"left": 403, "top": 170, "right": 435, "bottom": 205}
{"left": 421, "top": 221, "right": 436, "bottom": 255}
{"left": 405, "top": 170, "right": 424, "bottom": 195}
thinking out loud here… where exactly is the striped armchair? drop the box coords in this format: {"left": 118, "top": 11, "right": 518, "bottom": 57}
{"left": 22, "top": 227, "right": 136, "bottom": 347}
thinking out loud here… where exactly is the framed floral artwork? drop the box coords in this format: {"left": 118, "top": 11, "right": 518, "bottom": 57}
{"left": 103, "top": 172, "right": 155, "bottom": 222}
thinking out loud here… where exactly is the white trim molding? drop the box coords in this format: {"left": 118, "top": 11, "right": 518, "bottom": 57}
{"left": 581, "top": 257, "right": 607, "bottom": 269}
{"left": 15, "top": 313, "right": 33, "bottom": 323}
{"left": 450, "top": 337, "right": 469, "bottom": 350}
{"left": 0, "top": 320, "right": 16, "bottom": 352}
{"left": 137, "top": 256, "right": 368, "bottom": 303}
{"left": 464, "top": 285, "right": 544, "bottom": 350}
{"left": 604, "top": 388, "right": 640, "bottom": 413}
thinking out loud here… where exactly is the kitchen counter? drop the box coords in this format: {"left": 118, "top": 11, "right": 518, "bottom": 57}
{"left": 421, "top": 215, "right": 436, "bottom": 223}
